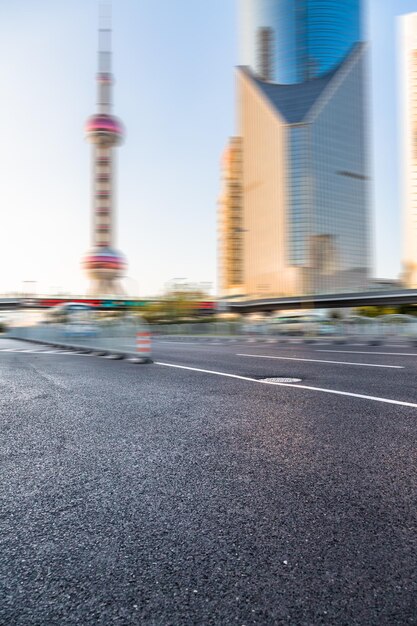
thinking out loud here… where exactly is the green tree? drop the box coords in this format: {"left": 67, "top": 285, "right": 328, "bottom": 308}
{"left": 138, "top": 285, "right": 212, "bottom": 324}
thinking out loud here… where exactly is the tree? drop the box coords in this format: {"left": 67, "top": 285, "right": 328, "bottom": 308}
{"left": 138, "top": 284, "right": 212, "bottom": 324}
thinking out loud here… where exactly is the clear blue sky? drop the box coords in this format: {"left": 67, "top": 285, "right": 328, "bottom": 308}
{"left": 0, "top": 0, "right": 414, "bottom": 295}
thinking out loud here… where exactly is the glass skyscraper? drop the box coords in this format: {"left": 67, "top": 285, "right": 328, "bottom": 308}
{"left": 232, "top": 0, "right": 370, "bottom": 297}
{"left": 240, "top": 0, "right": 362, "bottom": 83}
{"left": 400, "top": 13, "right": 417, "bottom": 289}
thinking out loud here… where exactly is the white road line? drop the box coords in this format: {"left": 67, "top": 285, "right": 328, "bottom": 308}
{"left": 0, "top": 347, "right": 51, "bottom": 352}
{"left": 157, "top": 341, "right": 201, "bottom": 345}
{"left": 317, "top": 349, "right": 417, "bottom": 357}
{"left": 35, "top": 350, "right": 60, "bottom": 354}
{"left": 154, "top": 340, "right": 237, "bottom": 346}
{"left": 0, "top": 349, "right": 93, "bottom": 356}
{"left": 155, "top": 361, "right": 417, "bottom": 409}
{"left": 0, "top": 348, "right": 28, "bottom": 352}
{"left": 236, "top": 353, "right": 404, "bottom": 369}
{"left": 20, "top": 349, "right": 46, "bottom": 353}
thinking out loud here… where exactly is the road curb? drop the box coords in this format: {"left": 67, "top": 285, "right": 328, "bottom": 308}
{"left": 6, "top": 336, "right": 154, "bottom": 364}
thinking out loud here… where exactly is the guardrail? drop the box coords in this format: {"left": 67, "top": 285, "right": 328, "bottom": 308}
{"left": 6, "top": 322, "right": 153, "bottom": 363}
{"left": 150, "top": 317, "right": 417, "bottom": 346}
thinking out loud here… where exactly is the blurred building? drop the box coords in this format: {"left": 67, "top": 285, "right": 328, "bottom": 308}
{"left": 400, "top": 13, "right": 417, "bottom": 289}
{"left": 218, "top": 138, "right": 244, "bottom": 296}
{"left": 224, "top": 0, "right": 370, "bottom": 297}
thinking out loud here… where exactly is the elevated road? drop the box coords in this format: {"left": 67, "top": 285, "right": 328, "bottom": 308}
{"left": 2, "top": 288, "right": 417, "bottom": 313}
{"left": 227, "top": 288, "right": 417, "bottom": 313}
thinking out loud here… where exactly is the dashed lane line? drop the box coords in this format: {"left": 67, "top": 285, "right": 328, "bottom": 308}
{"left": 236, "top": 353, "right": 404, "bottom": 369}
{"left": 155, "top": 361, "right": 417, "bottom": 409}
{"left": 316, "top": 349, "right": 417, "bottom": 357}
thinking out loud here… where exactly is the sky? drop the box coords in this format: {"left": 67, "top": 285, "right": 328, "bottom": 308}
{"left": 0, "top": 0, "right": 415, "bottom": 297}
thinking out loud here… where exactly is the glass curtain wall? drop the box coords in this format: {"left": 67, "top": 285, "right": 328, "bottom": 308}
{"left": 240, "top": 0, "right": 361, "bottom": 84}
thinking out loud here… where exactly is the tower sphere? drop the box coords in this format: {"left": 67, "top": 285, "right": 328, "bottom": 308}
{"left": 85, "top": 114, "right": 124, "bottom": 145}
{"left": 82, "top": 246, "right": 127, "bottom": 281}
{"left": 97, "top": 72, "right": 113, "bottom": 86}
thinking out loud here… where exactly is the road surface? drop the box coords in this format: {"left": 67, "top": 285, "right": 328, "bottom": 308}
{"left": 1, "top": 336, "right": 417, "bottom": 625}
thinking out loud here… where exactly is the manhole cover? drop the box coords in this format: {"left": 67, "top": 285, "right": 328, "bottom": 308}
{"left": 262, "top": 377, "right": 302, "bottom": 383}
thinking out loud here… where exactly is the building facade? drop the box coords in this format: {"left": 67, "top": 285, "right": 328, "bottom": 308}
{"left": 218, "top": 138, "right": 244, "bottom": 296}
{"left": 400, "top": 13, "right": 417, "bottom": 289}
{"left": 229, "top": 0, "right": 370, "bottom": 297}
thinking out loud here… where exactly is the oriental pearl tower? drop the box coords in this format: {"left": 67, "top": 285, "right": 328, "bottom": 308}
{"left": 82, "top": 14, "right": 127, "bottom": 295}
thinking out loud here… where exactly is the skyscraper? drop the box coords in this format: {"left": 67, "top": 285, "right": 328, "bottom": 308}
{"left": 400, "top": 13, "right": 417, "bottom": 289}
{"left": 82, "top": 17, "right": 127, "bottom": 296}
{"left": 218, "top": 138, "right": 244, "bottom": 296}
{"left": 240, "top": 0, "right": 362, "bottom": 84}
{"left": 221, "top": 0, "right": 370, "bottom": 297}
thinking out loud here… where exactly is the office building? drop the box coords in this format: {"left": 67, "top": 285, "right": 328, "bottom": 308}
{"left": 224, "top": 0, "right": 371, "bottom": 297}
{"left": 400, "top": 12, "right": 417, "bottom": 288}
{"left": 218, "top": 138, "right": 244, "bottom": 296}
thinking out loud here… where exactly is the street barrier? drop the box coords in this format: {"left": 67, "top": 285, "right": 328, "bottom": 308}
{"left": 150, "top": 315, "right": 417, "bottom": 346}
{"left": 136, "top": 331, "right": 152, "bottom": 357}
{"left": 8, "top": 315, "right": 417, "bottom": 351}
{"left": 7, "top": 321, "right": 153, "bottom": 363}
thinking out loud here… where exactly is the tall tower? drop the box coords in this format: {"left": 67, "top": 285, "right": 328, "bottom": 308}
{"left": 82, "top": 10, "right": 127, "bottom": 296}
{"left": 400, "top": 13, "right": 417, "bottom": 288}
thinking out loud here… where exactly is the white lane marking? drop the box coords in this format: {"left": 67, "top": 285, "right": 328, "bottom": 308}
{"left": 0, "top": 348, "right": 28, "bottom": 352}
{"left": 155, "top": 341, "right": 201, "bottom": 345}
{"left": 4, "top": 349, "right": 59, "bottom": 354}
{"left": 0, "top": 346, "right": 53, "bottom": 351}
{"left": 317, "top": 349, "right": 417, "bottom": 357}
{"left": 20, "top": 349, "right": 47, "bottom": 353}
{"left": 154, "top": 340, "right": 239, "bottom": 346}
{"left": 35, "top": 350, "right": 61, "bottom": 354}
{"left": 236, "top": 353, "right": 404, "bottom": 369}
{"left": 155, "top": 361, "right": 417, "bottom": 409}
{"left": 0, "top": 348, "right": 93, "bottom": 356}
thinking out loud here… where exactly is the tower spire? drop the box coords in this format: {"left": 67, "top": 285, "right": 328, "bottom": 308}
{"left": 97, "top": 2, "right": 112, "bottom": 114}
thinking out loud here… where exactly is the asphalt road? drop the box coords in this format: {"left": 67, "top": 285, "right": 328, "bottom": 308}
{"left": 1, "top": 336, "right": 417, "bottom": 625}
